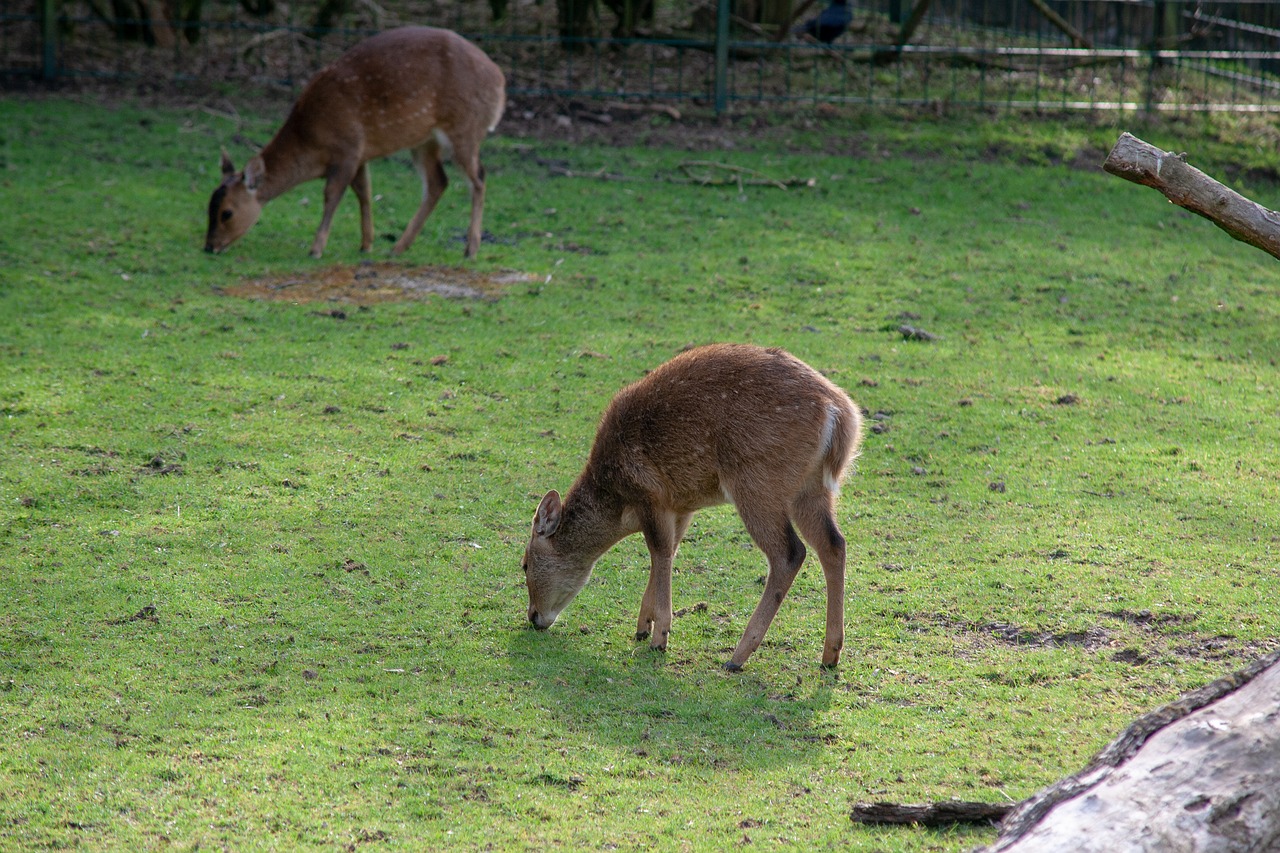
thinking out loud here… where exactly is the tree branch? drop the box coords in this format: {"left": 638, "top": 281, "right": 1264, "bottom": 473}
{"left": 1103, "top": 132, "right": 1280, "bottom": 261}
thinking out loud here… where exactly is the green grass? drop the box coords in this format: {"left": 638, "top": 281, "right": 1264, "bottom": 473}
{"left": 2, "top": 95, "right": 1279, "bottom": 850}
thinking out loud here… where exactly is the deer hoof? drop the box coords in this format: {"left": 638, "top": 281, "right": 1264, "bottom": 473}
{"left": 634, "top": 630, "right": 650, "bottom": 642}
{"left": 722, "top": 661, "right": 744, "bottom": 673}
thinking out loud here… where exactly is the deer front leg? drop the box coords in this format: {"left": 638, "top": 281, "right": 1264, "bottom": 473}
{"left": 635, "top": 511, "right": 691, "bottom": 651}
{"left": 311, "top": 163, "right": 358, "bottom": 258}
{"left": 635, "top": 563, "right": 670, "bottom": 647}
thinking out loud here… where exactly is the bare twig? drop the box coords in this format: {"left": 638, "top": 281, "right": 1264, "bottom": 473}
{"left": 678, "top": 160, "right": 813, "bottom": 190}
{"left": 238, "top": 27, "right": 319, "bottom": 59}
{"left": 196, "top": 102, "right": 243, "bottom": 125}
{"left": 541, "top": 164, "right": 641, "bottom": 182}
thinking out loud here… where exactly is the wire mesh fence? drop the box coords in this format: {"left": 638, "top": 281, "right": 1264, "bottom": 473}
{"left": 3, "top": 0, "right": 1280, "bottom": 113}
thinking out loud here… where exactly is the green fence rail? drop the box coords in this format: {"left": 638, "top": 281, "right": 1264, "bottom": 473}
{"left": 4, "top": 0, "right": 1280, "bottom": 113}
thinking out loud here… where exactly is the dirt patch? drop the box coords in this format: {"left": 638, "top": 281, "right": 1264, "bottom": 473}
{"left": 909, "top": 613, "right": 1113, "bottom": 651}
{"left": 220, "top": 261, "right": 539, "bottom": 306}
{"left": 967, "top": 619, "right": 1112, "bottom": 651}
{"left": 911, "top": 611, "right": 1279, "bottom": 665}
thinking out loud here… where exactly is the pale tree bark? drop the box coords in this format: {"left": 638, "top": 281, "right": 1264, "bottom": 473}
{"left": 850, "top": 651, "right": 1280, "bottom": 850}
{"left": 1103, "top": 132, "right": 1280, "bottom": 261}
{"left": 978, "top": 649, "right": 1280, "bottom": 853}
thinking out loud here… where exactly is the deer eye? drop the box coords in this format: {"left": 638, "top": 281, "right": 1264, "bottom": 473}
{"left": 220, "top": 209, "right": 233, "bottom": 223}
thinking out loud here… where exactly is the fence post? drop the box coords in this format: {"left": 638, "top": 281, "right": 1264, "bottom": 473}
{"left": 41, "top": 0, "right": 57, "bottom": 79}
{"left": 1158, "top": 0, "right": 1180, "bottom": 48}
{"left": 714, "top": 0, "right": 730, "bottom": 114}
{"left": 1146, "top": 0, "right": 1179, "bottom": 112}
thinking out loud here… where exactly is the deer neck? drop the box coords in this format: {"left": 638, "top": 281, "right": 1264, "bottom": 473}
{"left": 558, "top": 482, "right": 631, "bottom": 562}
{"left": 254, "top": 129, "right": 325, "bottom": 203}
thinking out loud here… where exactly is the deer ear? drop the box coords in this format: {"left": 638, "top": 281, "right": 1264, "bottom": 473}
{"left": 243, "top": 156, "right": 266, "bottom": 192}
{"left": 220, "top": 148, "right": 236, "bottom": 177}
{"left": 533, "top": 490, "right": 562, "bottom": 538}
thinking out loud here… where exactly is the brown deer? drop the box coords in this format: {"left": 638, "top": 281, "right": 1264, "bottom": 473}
{"left": 523, "top": 344, "right": 863, "bottom": 671}
{"left": 205, "top": 26, "right": 506, "bottom": 259}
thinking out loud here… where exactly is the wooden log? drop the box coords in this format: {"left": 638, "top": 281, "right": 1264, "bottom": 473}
{"left": 978, "top": 649, "right": 1280, "bottom": 852}
{"left": 1103, "top": 132, "right": 1280, "bottom": 261}
{"left": 850, "top": 800, "right": 1012, "bottom": 826}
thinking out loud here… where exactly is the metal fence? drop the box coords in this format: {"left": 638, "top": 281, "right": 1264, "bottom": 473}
{"left": 3, "top": 0, "right": 1280, "bottom": 113}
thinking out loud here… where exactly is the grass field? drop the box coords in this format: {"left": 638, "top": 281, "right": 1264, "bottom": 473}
{"left": 2, "top": 94, "right": 1279, "bottom": 850}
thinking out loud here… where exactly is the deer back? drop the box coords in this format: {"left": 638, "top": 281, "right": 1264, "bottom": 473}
{"left": 582, "top": 344, "right": 861, "bottom": 513}
{"left": 283, "top": 27, "right": 506, "bottom": 164}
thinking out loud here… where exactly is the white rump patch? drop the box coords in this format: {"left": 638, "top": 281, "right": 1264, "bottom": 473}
{"left": 821, "top": 404, "right": 842, "bottom": 494}
{"left": 432, "top": 128, "right": 456, "bottom": 158}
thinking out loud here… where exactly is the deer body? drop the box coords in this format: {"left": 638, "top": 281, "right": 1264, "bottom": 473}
{"left": 205, "top": 26, "right": 505, "bottom": 259}
{"left": 523, "top": 344, "right": 863, "bottom": 670}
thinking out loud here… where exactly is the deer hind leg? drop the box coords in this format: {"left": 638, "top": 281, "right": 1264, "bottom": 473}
{"left": 789, "top": 483, "right": 847, "bottom": 668}
{"left": 725, "top": 502, "right": 808, "bottom": 671}
{"left": 392, "top": 139, "right": 448, "bottom": 256}
{"left": 311, "top": 160, "right": 361, "bottom": 258}
{"left": 636, "top": 511, "right": 692, "bottom": 651}
{"left": 349, "top": 162, "right": 374, "bottom": 252}
{"left": 452, "top": 137, "right": 488, "bottom": 259}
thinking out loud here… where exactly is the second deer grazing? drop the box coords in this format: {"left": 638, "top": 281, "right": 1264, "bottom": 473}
{"left": 205, "top": 26, "right": 505, "bottom": 259}
{"left": 522, "top": 344, "right": 864, "bottom": 671}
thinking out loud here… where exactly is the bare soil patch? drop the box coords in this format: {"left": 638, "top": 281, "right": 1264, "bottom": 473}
{"left": 220, "top": 261, "right": 538, "bottom": 306}
{"left": 911, "top": 612, "right": 1279, "bottom": 666}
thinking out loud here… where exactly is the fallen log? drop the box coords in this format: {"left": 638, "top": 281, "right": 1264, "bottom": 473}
{"left": 850, "top": 800, "right": 1012, "bottom": 826}
{"left": 978, "top": 648, "right": 1280, "bottom": 852}
{"left": 1102, "top": 132, "right": 1280, "bottom": 261}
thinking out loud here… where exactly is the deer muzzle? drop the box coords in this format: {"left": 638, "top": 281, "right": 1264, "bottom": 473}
{"left": 528, "top": 607, "right": 557, "bottom": 631}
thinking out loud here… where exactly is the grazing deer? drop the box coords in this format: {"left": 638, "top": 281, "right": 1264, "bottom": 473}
{"left": 205, "top": 26, "right": 505, "bottom": 259}
{"left": 523, "top": 344, "right": 863, "bottom": 671}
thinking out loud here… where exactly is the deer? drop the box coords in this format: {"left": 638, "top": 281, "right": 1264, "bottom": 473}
{"left": 205, "top": 26, "right": 506, "bottom": 260}
{"left": 522, "top": 343, "right": 864, "bottom": 671}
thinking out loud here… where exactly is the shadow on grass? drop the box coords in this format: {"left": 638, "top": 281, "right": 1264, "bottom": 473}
{"left": 503, "top": 624, "right": 842, "bottom": 771}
